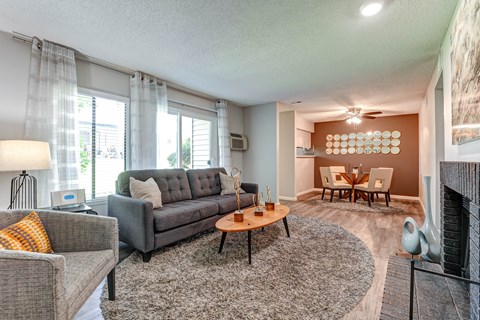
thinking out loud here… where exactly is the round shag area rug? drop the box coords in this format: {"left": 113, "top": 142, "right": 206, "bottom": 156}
{"left": 101, "top": 215, "right": 374, "bottom": 320}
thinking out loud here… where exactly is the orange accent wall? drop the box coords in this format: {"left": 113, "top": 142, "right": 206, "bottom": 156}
{"left": 312, "top": 114, "right": 419, "bottom": 196}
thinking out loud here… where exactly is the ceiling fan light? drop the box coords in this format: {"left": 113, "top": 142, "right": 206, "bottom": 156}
{"left": 360, "top": 1, "right": 383, "bottom": 17}
{"left": 347, "top": 118, "right": 353, "bottom": 124}
{"left": 353, "top": 117, "right": 362, "bottom": 124}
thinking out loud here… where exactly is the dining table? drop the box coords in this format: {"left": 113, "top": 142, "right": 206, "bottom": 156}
{"left": 339, "top": 172, "right": 370, "bottom": 202}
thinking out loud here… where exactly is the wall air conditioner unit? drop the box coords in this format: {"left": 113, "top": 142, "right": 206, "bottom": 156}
{"left": 230, "top": 133, "right": 248, "bottom": 151}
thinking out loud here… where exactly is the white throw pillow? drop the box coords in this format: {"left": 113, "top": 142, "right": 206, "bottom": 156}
{"left": 129, "top": 177, "right": 163, "bottom": 208}
{"left": 219, "top": 172, "right": 245, "bottom": 195}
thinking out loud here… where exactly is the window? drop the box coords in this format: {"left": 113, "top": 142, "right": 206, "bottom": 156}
{"left": 157, "top": 103, "right": 217, "bottom": 169}
{"left": 77, "top": 90, "right": 128, "bottom": 200}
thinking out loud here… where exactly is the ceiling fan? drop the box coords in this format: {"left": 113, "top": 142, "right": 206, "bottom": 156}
{"left": 344, "top": 107, "right": 382, "bottom": 124}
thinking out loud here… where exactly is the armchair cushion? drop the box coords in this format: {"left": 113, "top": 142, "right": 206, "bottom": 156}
{"left": 0, "top": 211, "right": 52, "bottom": 253}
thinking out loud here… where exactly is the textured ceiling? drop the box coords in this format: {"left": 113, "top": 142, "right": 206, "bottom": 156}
{"left": 0, "top": 0, "right": 458, "bottom": 122}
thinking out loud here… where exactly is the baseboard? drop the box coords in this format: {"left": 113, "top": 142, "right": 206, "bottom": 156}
{"left": 278, "top": 196, "right": 297, "bottom": 201}
{"left": 295, "top": 188, "right": 319, "bottom": 196}
{"left": 390, "top": 194, "right": 420, "bottom": 201}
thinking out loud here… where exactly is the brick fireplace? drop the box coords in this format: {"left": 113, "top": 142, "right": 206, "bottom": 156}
{"left": 440, "top": 161, "right": 480, "bottom": 319}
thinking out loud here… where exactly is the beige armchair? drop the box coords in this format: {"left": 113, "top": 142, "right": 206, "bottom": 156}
{"left": 319, "top": 167, "right": 351, "bottom": 202}
{"left": 354, "top": 168, "right": 393, "bottom": 207}
{"left": 0, "top": 210, "right": 118, "bottom": 320}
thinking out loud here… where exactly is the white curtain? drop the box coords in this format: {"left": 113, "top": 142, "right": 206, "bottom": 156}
{"left": 24, "top": 38, "right": 80, "bottom": 207}
{"left": 216, "top": 99, "right": 232, "bottom": 174}
{"left": 130, "top": 72, "right": 168, "bottom": 169}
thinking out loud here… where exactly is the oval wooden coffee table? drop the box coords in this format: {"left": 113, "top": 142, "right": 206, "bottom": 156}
{"left": 215, "top": 204, "right": 290, "bottom": 264}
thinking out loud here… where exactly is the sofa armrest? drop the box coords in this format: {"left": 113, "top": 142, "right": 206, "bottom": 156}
{"left": 34, "top": 210, "right": 119, "bottom": 263}
{"left": 241, "top": 183, "right": 258, "bottom": 195}
{"left": 0, "top": 250, "right": 67, "bottom": 320}
{"left": 108, "top": 194, "right": 154, "bottom": 253}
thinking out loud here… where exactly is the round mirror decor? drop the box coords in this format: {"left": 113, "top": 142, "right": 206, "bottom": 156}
{"left": 373, "top": 131, "right": 382, "bottom": 139}
{"left": 349, "top": 133, "right": 356, "bottom": 139}
{"left": 365, "top": 140, "right": 373, "bottom": 147}
{"left": 326, "top": 134, "right": 333, "bottom": 141}
{"left": 326, "top": 141, "right": 333, "bottom": 148}
{"left": 333, "top": 148, "right": 340, "bottom": 155}
{"left": 364, "top": 147, "right": 372, "bottom": 155}
{"left": 340, "top": 148, "right": 348, "bottom": 155}
{"left": 341, "top": 134, "right": 348, "bottom": 141}
{"left": 357, "top": 132, "right": 365, "bottom": 140}
{"left": 382, "top": 130, "right": 391, "bottom": 139}
{"left": 333, "top": 141, "right": 340, "bottom": 148}
{"left": 373, "top": 139, "right": 382, "bottom": 146}
{"left": 356, "top": 147, "right": 364, "bottom": 154}
{"left": 382, "top": 139, "right": 390, "bottom": 146}
{"left": 381, "top": 146, "right": 391, "bottom": 154}
{"left": 373, "top": 146, "right": 381, "bottom": 154}
{"left": 356, "top": 140, "right": 364, "bottom": 147}
{"left": 348, "top": 140, "right": 356, "bottom": 147}
{"left": 340, "top": 141, "right": 348, "bottom": 148}
{"left": 391, "top": 139, "right": 400, "bottom": 147}
{"left": 326, "top": 148, "right": 333, "bottom": 155}
{"left": 334, "top": 134, "right": 341, "bottom": 140}
{"left": 391, "top": 146, "right": 400, "bottom": 154}
{"left": 365, "top": 132, "right": 373, "bottom": 140}
{"left": 348, "top": 147, "right": 355, "bottom": 154}
{"left": 392, "top": 130, "right": 401, "bottom": 138}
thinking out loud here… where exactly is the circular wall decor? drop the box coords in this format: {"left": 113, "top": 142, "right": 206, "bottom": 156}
{"left": 382, "top": 139, "right": 390, "bottom": 146}
{"left": 373, "top": 131, "right": 382, "bottom": 139}
{"left": 340, "top": 141, "right": 348, "bottom": 148}
{"left": 365, "top": 140, "right": 373, "bottom": 147}
{"left": 340, "top": 148, "right": 348, "bottom": 155}
{"left": 373, "top": 139, "right": 382, "bottom": 146}
{"left": 364, "top": 147, "right": 372, "bottom": 154}
{"left": 333, "top": 141, "right": 340, "bottom": 148}
{"left": 333, "top": 148, "right": 340, "bottom": 155}
{"left": 391, "top": 146, "right": 400, "bottom": 154}
{"left": 391, "top": 139, "right": 400, "bottom": 147}
{"left": 348, "top": 147, "right": 355, "bottom": 154}
{"left": 356, "top": 147, "right": 364, "bottom": 154}
{"left": 348, "top": 140, "right": 356, "bottom": 147}
{"left": 341, "top": 134, "right": 348, "bottom": 141}
{"left": 356, "top": 132, "right": 365, "bottom": 140}
{"left": 349, "top": 133, "right": 356, "bottom": 139}
{"left": 326, "top": 141, "right": 333, "bottom": 148}
{"left": 365, "top": 132, "right": 373, "bottom": 140}
{"left": 334, "top": 134, "right": 341, "bottom": 140}
{"left": 326, "top": 148, "right": 333, "bottom": 155}
{"left": 356, "top": 140, "right": 364, "bottom": 147}
{"left": 373, "top": 146, "right": 381, "bottom": 154}
{"left": 392, "top": 131, "right": 401, "bottom": 138}
{"left": 326, "top": 134, "right": 333, "bottom": 141}
{"left": 381, "top": 146, "right": 391, "bottom": 154}
{"left": 382, "top": 130, "right": 391, "bottom": 139}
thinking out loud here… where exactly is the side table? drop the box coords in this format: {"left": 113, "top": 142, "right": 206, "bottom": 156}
{"left": 46, "top": 204, "right": 98, "bottom": 215}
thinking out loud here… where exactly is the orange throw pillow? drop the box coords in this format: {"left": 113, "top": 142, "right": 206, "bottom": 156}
{"left": 0, "top": 211, "right": 53, "bottom": 253}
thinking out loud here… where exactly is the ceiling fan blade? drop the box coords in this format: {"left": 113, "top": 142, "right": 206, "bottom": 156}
{"left": 362, "top": 111, "right": 382, "bottom": 115}
{"left": 361, "top": 115, "right": 376, "bottom": 119}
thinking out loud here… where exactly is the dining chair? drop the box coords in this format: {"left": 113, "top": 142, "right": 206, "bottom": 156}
{"left": 319, "top": 167, "right": 351, "bottom": 202}
{"left": 329, "top": 166, "right": 348, "bottom": 185}
{"left": 354, "top": 168, "right": 393, "bottom": 207}
{"left": 375, "top": 167, "right": 394, "bottom": 201}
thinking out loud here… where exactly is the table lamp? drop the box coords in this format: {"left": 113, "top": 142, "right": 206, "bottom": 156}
{"left": 0, "top": 140, "right": 52, "bottom": 209}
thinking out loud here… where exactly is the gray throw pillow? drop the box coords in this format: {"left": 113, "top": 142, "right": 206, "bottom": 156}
{"left": 219, "top": 172, "right": 245, "bottom": 195}
{"left": 129, "top": 177, "right": 163, "bottom": 208}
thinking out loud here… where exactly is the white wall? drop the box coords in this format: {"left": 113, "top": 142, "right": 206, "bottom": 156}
{"left": 278, "top": 111, "right": 296, "bottom": 199}
{"left": 295, "top": 127, "right": 314, "bottom": 195}
{"left": 243, "top": 102, "right": 278, "bottom": 202}
{"left": 419, "top": 1, "right": 480, "bottom": 227}
{"left": 0, "top": 30, "right": 244, "bottom": 211}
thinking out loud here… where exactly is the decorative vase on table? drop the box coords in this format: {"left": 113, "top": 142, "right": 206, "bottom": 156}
{"left": 401, "top": 176, "right": 440, "bottom": 262}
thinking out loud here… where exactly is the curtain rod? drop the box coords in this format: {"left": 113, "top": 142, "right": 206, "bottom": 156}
{"left": 12, "top": 31, "right": 218, "bottom": 103}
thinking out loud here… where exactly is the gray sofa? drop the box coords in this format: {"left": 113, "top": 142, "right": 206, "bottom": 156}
{"left": 0, "top": 210, "right": 118, "bottom": 320}
{"left": 108, "top": 167, "right": 257, "bottom": 262}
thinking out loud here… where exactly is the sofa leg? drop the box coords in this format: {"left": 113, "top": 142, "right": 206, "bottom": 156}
{"left": 107, "top": 268, "right": 115, "bottom": 301}
{"left": 141, "top": 251, "right": 152, "bottom": 263}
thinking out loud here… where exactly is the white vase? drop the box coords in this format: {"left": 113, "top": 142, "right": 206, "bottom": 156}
{"left": 401, "top": 176, "right": 441, "bottom": 262}
{"left": 419, "top": 176, "right": 441, "bottom": 262}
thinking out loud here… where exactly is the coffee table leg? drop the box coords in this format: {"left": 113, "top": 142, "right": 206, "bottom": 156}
{"left": 248, "top": 230, "right": 252, "bottom": 265}
{"left": 283, "top": 217, "right": 290, "bottom": 237}
{"left": 219, "top": 232, "right": 227, "bottom": 253}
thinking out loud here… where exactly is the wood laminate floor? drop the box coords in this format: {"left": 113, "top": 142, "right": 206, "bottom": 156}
{"left": 75, "top": 191, "right": 424, "bottom": 320}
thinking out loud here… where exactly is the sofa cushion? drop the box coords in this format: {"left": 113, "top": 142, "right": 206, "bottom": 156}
{"left": 197, "top": 193, "right": 255, "bottom": 214}
{"left": 186, "top": 168, "right": 227, "bottom": 199}
{"left": 153, "top": 200, "right": 219, "bottom": 232}
{"left": 117, "top": 169, "right": 192, "bottom": 204}
{"left": 219, "top": 172, "right": 245, "bottom": 195}
{"left": 129, "top": 177, "right": 163, "bottom": 208}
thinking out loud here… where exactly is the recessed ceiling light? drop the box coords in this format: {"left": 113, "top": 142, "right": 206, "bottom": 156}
{"left": 291, "top": 101, "right": 302, "bottom": 104}
{"left": 360, "top": 1, "right": 383, "bottom": 17}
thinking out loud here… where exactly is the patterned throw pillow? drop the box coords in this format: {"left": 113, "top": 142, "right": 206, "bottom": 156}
{"left": 219, "top": 172, "right": 245, "bottom": 195}
{"left": 129, "top": 177, "right": 163, "bottom": 208}
{"left": 0, "top": 211, "right": 53, "bottom": 253}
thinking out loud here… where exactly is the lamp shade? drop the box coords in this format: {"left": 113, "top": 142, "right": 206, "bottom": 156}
{"left": 0, "top": 140, "right": 52, "bottom": 172}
